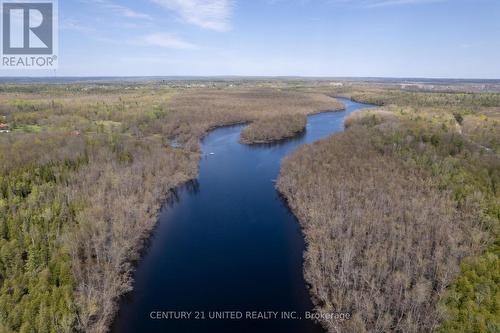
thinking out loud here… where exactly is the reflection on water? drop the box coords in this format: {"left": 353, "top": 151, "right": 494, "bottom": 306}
{"left": 111, "top": 98, "right": 375, "bottom": 333}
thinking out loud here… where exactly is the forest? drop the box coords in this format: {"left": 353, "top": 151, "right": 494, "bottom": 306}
{"left": 0, "top": 82, "right": 342, "bottom": 333}
{"left": 278, "top": 89, "right": 499, "bottom": 332}
{"left": 0, "top": 80, "right": 498, "bottom": 332}
{"left": 240, "top": 114, "right": 308, "bottom": 144}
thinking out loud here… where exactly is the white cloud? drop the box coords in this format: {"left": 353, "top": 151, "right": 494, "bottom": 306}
{"left": 107, "top": 3, "right": 152, "bottom": 19}
{"left": 61, "top": 19, "right": 95, "bottom": 33}
{"left": 151, "top": 0, "right": 233, "bottom": 31}
{"left": 365, "top": 0, "right": 445, "bottom": 8}
{"left": 86, "top": 0, "right": 152, "bottom": 20}
{"left": 328, "top": 0, "right": 445, "bottom": 8}
{"left": 142, "top": 33, "right": 197, "bottom": 49}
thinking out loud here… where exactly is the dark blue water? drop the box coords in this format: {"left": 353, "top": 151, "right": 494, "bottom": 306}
{"left": 111, "top": 98, "right": 374, "bottom": 333}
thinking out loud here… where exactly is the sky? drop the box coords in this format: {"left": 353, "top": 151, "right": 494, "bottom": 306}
{"left": 1, "top": 0, "right": 500, "bottom": 78}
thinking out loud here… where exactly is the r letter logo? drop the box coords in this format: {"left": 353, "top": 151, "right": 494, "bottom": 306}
{"left": 1, "top": 0, "right": 58, "bottom": 69}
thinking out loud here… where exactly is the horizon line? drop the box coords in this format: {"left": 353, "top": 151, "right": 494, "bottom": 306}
{"left": 0, "top": 75, "right": 499, "bottom": 82}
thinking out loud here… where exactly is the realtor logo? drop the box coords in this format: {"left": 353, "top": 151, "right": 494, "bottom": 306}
{"left": 1, "top": 0, "right": 58, "bottom": 69}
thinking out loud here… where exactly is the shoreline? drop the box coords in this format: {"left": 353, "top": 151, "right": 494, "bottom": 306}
{"left": 275, "top": 99, "right": 359, "bottom": 332}
{"left": 108, "top": 99, "right": 346, "bottom": 332}
{"left": 240, "top": 105, "right": 346, "bottom": 145}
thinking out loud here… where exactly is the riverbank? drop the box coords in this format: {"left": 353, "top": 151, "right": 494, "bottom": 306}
{"left": 110, "top": 97, "right": 371, "bottom": 333}
{"left": 239, "top": 101, "right": 345, "bottom": 144}
{"left": 0, "top": 84, "right": 345, "bottom": 333}
{"left": 2, "top": 81, "right": 497, "bottom": 333}
{"left": 277, "top": 94, "right": 499, "bottom": 332}
{"left": 240, "top": 114, "right": 308, "bottom": 144}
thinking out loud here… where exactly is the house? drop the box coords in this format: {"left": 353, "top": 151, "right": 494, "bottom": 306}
{"left": 0, "top": 123, "right": 10, "bottom": 133}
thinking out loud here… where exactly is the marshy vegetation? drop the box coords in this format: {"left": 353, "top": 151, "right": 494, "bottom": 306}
{"left": 278, "top": 89, "right": 499, "bottom": 332}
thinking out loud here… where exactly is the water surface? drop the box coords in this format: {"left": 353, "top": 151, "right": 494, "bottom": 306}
{"left": 112, "top": 98, "right": 374, "bottom": 333}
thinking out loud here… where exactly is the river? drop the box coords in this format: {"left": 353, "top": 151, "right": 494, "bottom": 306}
{"left": 111, "top": 98, "right": 375, "bottom": 333}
